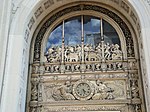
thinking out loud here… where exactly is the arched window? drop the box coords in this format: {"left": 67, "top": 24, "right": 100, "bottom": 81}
{"left": 45, "top": 15, "right": 122, "bottom": 63}
{"left": 28, "top": 5, "right": 145, "bottom": 112}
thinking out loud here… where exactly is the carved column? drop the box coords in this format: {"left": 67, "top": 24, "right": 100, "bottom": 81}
{"left": 30, "top": 77, "right": 40, "bottom": 112}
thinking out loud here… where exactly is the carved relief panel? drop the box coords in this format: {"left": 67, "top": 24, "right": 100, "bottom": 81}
{"left": 28, "top": 4, "right": 145, "bottom": 112}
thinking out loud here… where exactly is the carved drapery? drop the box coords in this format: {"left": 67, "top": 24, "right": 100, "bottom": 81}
{"left": 28, "top": 3, "right": 144, "bottom": 112}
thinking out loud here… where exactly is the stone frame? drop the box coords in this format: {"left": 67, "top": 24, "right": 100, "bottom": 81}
{"left": 26, "top": 3, "right": 146, "bottom": 112}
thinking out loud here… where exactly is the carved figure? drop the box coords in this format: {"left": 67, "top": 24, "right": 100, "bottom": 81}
{"left": 104, "top": 43, "right": 111, "bottom": 60}
{"left": 31, "top": 107, "right": 36, "bottom": 112}
{"left": 45, "top": 42, "right": 123, "bottom": 63}
{"left": 96, "top": 43, "right": 102, "bottom": 59}
{"left": 86, "top": 64, "right": 91, "bottom": 70}
{"left": 111, "top": 44, "right": 122, "bottom": 60}
{"left": 52, "top": 86, "right": 64, "bottom": 101}
{"left": 60, "top": 81, "right": 75, "bottom": 100}
{"left": 51, "top": 81, "right": 75, "bottom": 101}
{"left": 92, "top": 80, "right": 108, "bottom": 100}
{"left": 68, "top": 46, "right": 75, "bottom": 52}
{"left": 74, "top": 64, "right": 80, "bottom": 71}
{"left": 75, "top": 45, "right": 81, "bottom": 61}
{"left": 45, "top": 46, "right": 61, "bottom": 63}
{"left": 31, "top": 83, "right": 38, "bottom": 101}
{"left": 66, "top": 52, "right": 79, "bottom": 62}
{"left": 87, "top": 52, "right": 100, "bottom": 61}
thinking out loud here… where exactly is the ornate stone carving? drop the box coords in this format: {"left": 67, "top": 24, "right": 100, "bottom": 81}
{"left": 29, "top": 3, "right": 144, "bottom": 112}
{"left": 42, "top": 105, "right": 127, "bottom": 112}
{"left": 31, "top": 83, "right": 38, "bottom": 101}
{"left": 34, "top": 4, "right": 134, "bottom": 62}
{"left": 45, "top": 42, "right": 123, "bottom": 63}
{"left": 53, "top": 81, "right": 75, "bottom": 100}
{"left": 44, "top": 0, "right": 54, "bottom": 9}
{"left": 45, "top": 46, "right": 62, "bottom": 63}
{"left": 31, "top": 78, "right": 39, "bottom": 101}
{"left": 34, "top": 6, "right": 43, "bottom": 19}
{"left": 92, "top": 80, "right": 114, "bottom": 100}
{"left": 121, "top": 1, "right": 130, "bottom": 13}
{"left": 40, "top": 79, "right": 126, "bottom": 102}
{"left": 28, "top": 17, "right": 35, "bottom": 30}
{"left": 32, "top": 59, "right": 137, "bottom": 74}
{"left": 24, "top": 29, "right": 29, "bottom": 43}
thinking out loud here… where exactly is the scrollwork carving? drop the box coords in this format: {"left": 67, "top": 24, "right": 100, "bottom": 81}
{"left": 31, "top": 77, "right": 40, "bottom": 101}
{"left": 31, "top": 83, "right": 38, "bottom": 101}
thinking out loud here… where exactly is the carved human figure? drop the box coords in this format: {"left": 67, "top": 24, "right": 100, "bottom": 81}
{"left": 56, "top": 46, "right": 62, "bottom": 59}
{"left": 111, "top": 44, "right": 122, "bottom": 60}
{"left": 96, "top": 43, "right": 102, "bottom": 59}
{"left": 76, "top": 45, "right": 82, "bottom": 61}
{"left": 52, "top": 81, "right": 75, "bottom": 101}
{"left": 68, "top": 46, "right": 74, "bottom": 53}
{"left": 60, "top": 81, "right": 75, "bottom": 100}
{"left": 84, "top": 44, "right": 90, "bottom": 61}
{"left": 92, "top": 80, "right": 108, "bottom": 100}
{"left": 104, "top": 43, "right": 111, "bottom": 60}
{"left": 64, "top": 46, "right": 79, "bottom": 62}
{"left": 45, "top": 46, "right": 61, "bottom": 63}
{"left": 52, "top": 85, "right": 64, "bottom": 101}
{"left": 64, "top": 49, "right": 69, "bottom": 61}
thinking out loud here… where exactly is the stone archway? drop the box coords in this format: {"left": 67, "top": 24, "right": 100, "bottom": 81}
{"left": 27, "top": 1, "right": 146, "bottom": 112}
{"left": 1, "top": 0, "right": 150, "bottom": 112}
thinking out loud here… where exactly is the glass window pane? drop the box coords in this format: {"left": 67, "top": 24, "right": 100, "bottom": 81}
{"left": 84, "top": 16, "right": 101, "bottom": 46}
{"left": 46, "top": 23, "right": 62, "bottom": 51}
{"left": 103, "top": 20, "right": 120, "bottom": 46}
{"left": 64, "top": 16, "right": 81, "bottom": 46}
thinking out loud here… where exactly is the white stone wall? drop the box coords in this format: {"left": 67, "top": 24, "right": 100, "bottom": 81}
{"left": 0, "top": 0, "right": 12, "bottom": 105}
{"left": 130, "top": 0, "right": 150, "bottom": 110}
{"left": 0, "top": 0, "right": 150, "bottom": 112}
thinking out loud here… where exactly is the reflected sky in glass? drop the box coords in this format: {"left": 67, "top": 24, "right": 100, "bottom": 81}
{"left": 84, "top": 16, "right": 101, "bottom": 46}
{"left": 45, "top": 16, "right": 121, "bottom": 52}
{"left": 103, "top": 20, "right": 120, "bottom": 45}
{"left": 64, "top": 16, "right": 81, "bottom": 46}
{"left": 46, "top": 23, "right": 62, "bottom": 50}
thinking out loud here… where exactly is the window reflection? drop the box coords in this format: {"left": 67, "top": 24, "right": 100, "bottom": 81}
{"left": 46, "top": 23, "right": 62, "bottom": 51}
{"left": 64, "top": 16, "right": 81, "bottom": 46}
{"left": 45, "top": 16, "right": 121, "bottom": 54}
{"left": 84, "top": 16, "right": 100, "bottom": 46}
{"left": 103, "top": 20, "right": 120, "bottom": 45}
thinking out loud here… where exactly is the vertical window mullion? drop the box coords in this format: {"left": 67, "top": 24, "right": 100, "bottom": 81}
{"left": 101, "top": 18, "right": 105, "bottom": 60}
{"left": 81, "top": 15, "right": 84, "bottom": 62}
{"left": 62, "top": 20, "right": 65, "bottom": 63}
